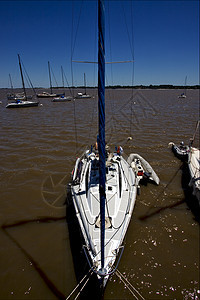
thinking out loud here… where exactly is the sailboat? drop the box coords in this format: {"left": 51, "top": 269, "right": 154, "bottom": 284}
{"left": 169, "top": 121, "right": 200, "bottom": 205}
{"left": 71, "top": 0, "right": 138, "bottom": 288}
{"left": 6, "top": 55, "right": 39, "bottom": 109}
{"left": 75, "top": 73, "right": 91, "bottom": 99}
{"left": 52, "top": 66, "right": 73, "bottom": 102}
{"left": 178, "top": 76, "right": 187, "bottom": 98}
{"left": 37, "top": 61, "right": 57, "bottom": 98}
{"left": 7, "top": 73, "right": 33, "bottom": 101}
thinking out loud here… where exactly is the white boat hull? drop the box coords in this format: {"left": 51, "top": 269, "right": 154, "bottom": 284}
{"left": 7, "top": 93, "right": 33, "bottom": 100}
{"left": 188, "top": 147, "right": 200, "bottom": 204}
{"left": 37, "top": 92, "right": 57, "bottom": 98}
{"left": 75, "top": 93, "right": 91, "bottom": 99}
{"left": 71, "top": 149, "right": 137, "bottom": 284}
{"left": 6, "top": 100, "right": 39, "bottom": 108}
{"left": 52, "top": 96, "right": 72, "bottom": 102}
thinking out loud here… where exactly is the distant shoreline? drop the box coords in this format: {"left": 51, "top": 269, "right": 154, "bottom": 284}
{"left": 1, "top": 85, "right": 199, "bottom": 90}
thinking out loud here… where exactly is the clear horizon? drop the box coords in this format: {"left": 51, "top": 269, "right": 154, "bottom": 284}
{"left": 0, "top": 1, "right": 199, "bottom": 88}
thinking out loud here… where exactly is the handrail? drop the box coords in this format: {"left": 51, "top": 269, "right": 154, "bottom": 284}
{"left": 82, "top": 244, "right": 124, "bottom": 277}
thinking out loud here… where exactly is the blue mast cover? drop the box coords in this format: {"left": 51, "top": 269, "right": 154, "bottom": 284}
{"left": 98, "top": 0, "right": 106, "bottom": 271}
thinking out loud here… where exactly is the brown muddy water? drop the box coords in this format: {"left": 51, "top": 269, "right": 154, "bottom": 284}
{"left": 0, "top": 88, "right": 199, "bottom": 300}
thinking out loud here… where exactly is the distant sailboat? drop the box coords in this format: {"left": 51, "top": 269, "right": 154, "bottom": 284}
{"left": 52, "top": 66, "right": 73, "bottom": 102}
{"left": 7, "top": 73, "right": 33, "bottom": 101}
{"left": 37, "top": 61, "right": 57, "bottom": 98}
{"left": 178, "top": 76, "right": 187, "bottom": 98}
{"left": 6, "top": 55, "right": 39, "bottom": 109}
{"left": 75, "top": 73, "right": 91, "bottom": 99}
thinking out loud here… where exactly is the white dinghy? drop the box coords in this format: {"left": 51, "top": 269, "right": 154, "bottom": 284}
{"left": 127, "top": 153, "right": 160, "bottom": 186}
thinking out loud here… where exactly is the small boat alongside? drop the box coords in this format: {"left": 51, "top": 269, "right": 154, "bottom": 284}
{"left": 169, "top": 121, "right": 200, "bottom": 205}
{"left": 168, "top": 141, "right": 189, "bottom": 161}
{"left": 127, "top": 153, "right": 160, "bottom": 186}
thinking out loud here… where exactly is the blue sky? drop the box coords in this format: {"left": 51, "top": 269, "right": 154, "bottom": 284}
{"left": 0, "top": 0, "right": 199, "bottom": 88}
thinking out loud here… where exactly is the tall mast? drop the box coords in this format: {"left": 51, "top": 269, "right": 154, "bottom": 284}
{"left": 18, "top": 54, "right": 27, "bottom": 99}
{"left": 61, "top": 66, "right": 64, "bottom": 88}
{"left": 9, "top": 74, "right": 13, "bottom": 90}
{"left": 84, "top": 73, "right": 86, "bottom": 94}
{"left": 98, "top": 0, "right": 106, "bottom": 273}
{"left": 185, "top": 75, "right": 187, "bottom": 96}
{"left": 48, "top": 61, "right": 53, "bottom": 94}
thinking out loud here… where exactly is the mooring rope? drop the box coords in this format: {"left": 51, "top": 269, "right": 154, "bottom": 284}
{"left": 66, "top": 268, "right": 93, "bottom": 300}
{"left": 73, "top": 273, "right": 93, "bottom": 300}
{"left": 115, "top": 268, "right": 145, "bottom": 300}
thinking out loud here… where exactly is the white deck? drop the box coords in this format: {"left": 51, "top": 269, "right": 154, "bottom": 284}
{"left": 71, "top": 150, "right": 137, "bottom": 276}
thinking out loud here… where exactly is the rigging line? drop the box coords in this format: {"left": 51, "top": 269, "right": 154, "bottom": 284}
{"left": 73, "top": 271, "right": 93, "bottom": 300}
{"left": 94, "top": 212, "right": 128, "bottom": 260}
{"left": 115, "top": 268, "right": 145, "bottom": 300}
{"left": 139, "top": 164, "right": 183, "bottom": 220}
{"left": 90, "top": 190, "right": 133, "bottom": 260}
{"left": 50, "top": 66, "right": 58, "bottom": 88}
{"left": 63, "top": 70, "right": 73, "bottom": 97}
{"left": 130, "top": 1, "right": 135, "bottom": 101}
{"left": 71, "top": 0, "right": 84, "bottom": 59}
{"left": 66, "top": 268, "right": 93, "bottom": 300}
{"left": 86, "top": 95, "right": 98, "bottom": 148}
{"left": 121, "top": 1, "right": 134, "bottom": 60}
{"left": 70, "top": 2, "right": 84, "bottom": 156}
{"left": 121, "top": 0, "right": 135, "bottom": 100}
{"left": 72, "top": 91, "right": 78, "bottom": 156}
{"left": 21, "top": 60, "right": 37, "bottom": 96}
{"left": 105, "top": 75, "right": 118, "bottom": 144}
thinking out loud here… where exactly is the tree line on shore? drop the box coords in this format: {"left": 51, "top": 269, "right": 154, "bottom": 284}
{"left": 51, "top": 84, "right": 200, "bottom": 89}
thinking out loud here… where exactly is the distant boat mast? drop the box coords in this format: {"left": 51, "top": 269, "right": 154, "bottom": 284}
{"left": 48, "top": 61, "right": 53, "bottom": 94}
{"left": 61, "top": 66, "right": 65, "bottom": 88}
{"left": 18, "top": 54, "right": 27, "bottom": 100}
{"left": 9, "top": 74, "right": 13, "bottom": 90}
{"left": 184, "top": 75, "right": 187, "bottom": 96}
